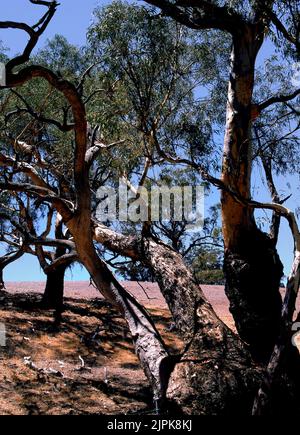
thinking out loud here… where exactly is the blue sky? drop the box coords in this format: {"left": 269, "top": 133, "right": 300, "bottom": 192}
{"left": 0, "top": 0, "right": 298, "bottom": 282}
{"left": 1, "top": 0, "right": 109, "bottom": 281}
{"left": 0, "top": 0, "right": 105, "bottom": 51}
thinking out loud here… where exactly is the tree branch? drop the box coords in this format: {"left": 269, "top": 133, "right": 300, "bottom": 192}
{"left": 4, "top": 64, "right": 88, "bottom": 213}
{"left": 0, "top": 181, "right": 73, "bottom": 221}
{"left": 0, "top": 152, "right": 54, "bottom": 190}
{"left": 2, "top": 1, "right": 59, "bottom": 72}
{"left": 257, "top": 88, "right": 300, "bottom": 113}
{"left": 144, "top": 0, "right": 245, "bottom": 34}
{"left": 44, "top": 251, "right": 78, "bottom": 273}
{"left": 85, "top": 139, "right": 126, "bottom": 168}
{"left": 6, "top": 90, "right": 75, "bottom": 132}
{"left": 265, "top": 5, "right": 299, "bottom": 49}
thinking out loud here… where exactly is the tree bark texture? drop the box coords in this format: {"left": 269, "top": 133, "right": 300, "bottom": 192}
{"left": 41, "top": 263, "right": 68, "bottom": 312}
{"left": 142, "top": 238, "right": 261, "bottom": 414}
{"left": 221, "top": 27, "right": 283, "bottom": 362}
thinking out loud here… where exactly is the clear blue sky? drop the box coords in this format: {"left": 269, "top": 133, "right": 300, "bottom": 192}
{"left": 0, "top": 0, "right": 107, "bottom": 51}
{"left": 1, "top": 0, "right": 109, "bottom": 281}
{"left": 0, "top": 0, "right": 298, "bottom": 282}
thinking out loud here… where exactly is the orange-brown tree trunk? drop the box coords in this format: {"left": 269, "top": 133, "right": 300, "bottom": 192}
{"left": 221, "top": 26, "right": 283, "bottom": 362}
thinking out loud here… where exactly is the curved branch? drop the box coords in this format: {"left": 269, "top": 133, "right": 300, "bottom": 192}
{"left": 93, "top": 220, "right": 141, "bottom": 260}
{"left": 0, "top": 211, "right": 28, "bottom": 237}
{"left": 5, "top": 64, "right": 87, "bottom": 212}
{"left": 0, "top": 181, "right": 73, "bottom": 220}
{"left": 0, "top": 152, "right": 53, "bottom": 190}
{"left": 85, "top": 139, "right": 126, "bottom": 168}
{"left": 7, "top": 90, "right": 75, "bottom": 132}
{"left": 44, "top": 251, "right": 78, "bottom": 273}
{"left": 2, "top": 1, "right": 59, "bottom": 71}
{"left": 257, "top": 88, "right": 300, "bottom": 113}
{"left": 267, "top": 6, "right": 299, "bottom": 48}
{"left": 28, "top": 237, "right": 76, "bottom": 250}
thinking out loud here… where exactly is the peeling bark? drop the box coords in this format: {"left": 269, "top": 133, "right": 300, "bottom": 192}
{"left": 1, "top": 0, "right": 299, "bottom": 414}
{"left": 68, "top": 216, "right": 170, "bottom": 404}
{"left": 3, "top": 58, "right": 171, "bottom": 405}
{"left": 93, "top": 223, "right": 263, "bottom": 412}
{"left": 142, "top": 238, "right": 260, "bottom": 414}
{"left": 221, "top": 27, "right": 283, "bottom": 362}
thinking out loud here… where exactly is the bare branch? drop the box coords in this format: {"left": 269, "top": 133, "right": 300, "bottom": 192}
{"left": 28, "top": 237, "right": 76, "bottom": 251}
{"left": 40, "top": 206, "right": 54, "bottom": 239}
{"left": 0, "top": 152, "right": 54, "bottom": 190}
{"left": 85, "top": 139, "right": 126, "bottom": 167}
{"left": 266, "top": 5, "right": 299, "bottom": 49}
{"left": 0, "top": 181, "right": 73, "bottom": 220}
{"left": 1, "top": 1, "right": 59, "bottom": 72}
{"left": 257, "top": 88, "right": 300, "bottom": 113}
{"left": 44, "top": 251, "right": 78, "bottom": 273}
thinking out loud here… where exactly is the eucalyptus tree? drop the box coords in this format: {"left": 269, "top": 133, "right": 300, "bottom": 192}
{"left": 87, "top": 1, "right": 227, "bottom": 283}
{"left": 139, "top": 0, "right": 300, "bottom": 413}
{"left": 0, "top": 0, "right": 299, "bottom": 416}
{"left": 139, "top": 0, "right": 300, "bottom": 362}
{"left": 0, "top": 0, "right": 257, "bottom": 415}
{"left": 0, "top": 41, "right": 79, "bottom": 310}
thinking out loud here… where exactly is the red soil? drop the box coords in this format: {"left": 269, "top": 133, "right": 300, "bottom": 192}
{"left": 4, "top": 281, "right": 300, "bottom": 328}
{"left": 4, "top": 282, "right": 235, "bottom": 328}
{"left": 0, "top": 282, "right": 299, "bottom": 415}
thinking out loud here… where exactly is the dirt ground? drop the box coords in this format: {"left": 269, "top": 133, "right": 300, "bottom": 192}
{"left": 0, "top": 290, "right": 183, "bottom": 415}
{"left": 0, "top": 282, "right": 298, "bottom": 415}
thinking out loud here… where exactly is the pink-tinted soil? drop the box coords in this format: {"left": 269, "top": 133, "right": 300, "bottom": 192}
{"left": 0, "top": 282, "right": 299, "bottom": 415}
{"left": 4, "top": 282, "right": 236, "bottom": 328}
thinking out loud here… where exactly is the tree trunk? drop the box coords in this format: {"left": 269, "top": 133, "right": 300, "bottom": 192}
{"left": 40, "top": 217, "right": 73, "bottom": 322}
{"left": 221, "top": 27, "right": 283, "bottom": 362}
{"left": 68, "top": 217, "right": 170, "bottom": 405}
{"left": 142, "top": 237, "right": 261, "bottom": 414}
{"left": 0, "top": 249, "right": 24, "bottom": 291}
{"left": 253, "top": 251, "right": 300, "bottom": 415}
{"left": 0, "top": 267, "right": 5, "bottom": 290}
{"left": 94, "top": 226, "right": 299, "bottom": 414}
{"left": 94, "top": 223, "right": 262, "bottom": 414}
{"left": 41, "top": 264, "right": 67, "bottom": 313}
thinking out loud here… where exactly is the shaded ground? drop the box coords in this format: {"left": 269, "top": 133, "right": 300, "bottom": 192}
{"left": 4, "top": 281, "right": 237, "bottom": 329}
{"left": 1, "top": 282, "right": 298, "bottom": 415}
{"left": 0, "top": 291, "right": 182, "bottom": 415}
